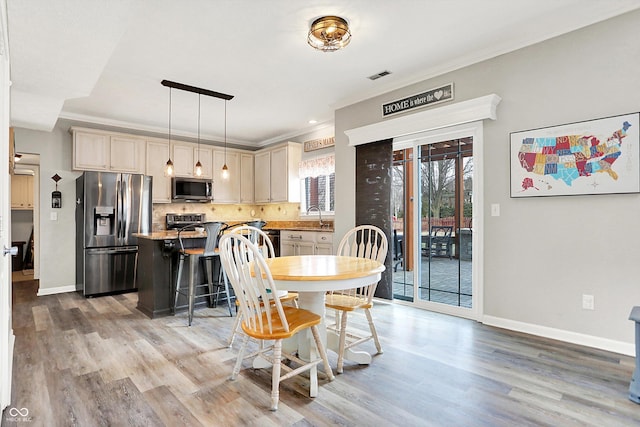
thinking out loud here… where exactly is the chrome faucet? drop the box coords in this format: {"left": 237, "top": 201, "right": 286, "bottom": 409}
{"left": 307, "top": 205, "right": 324, "bottom": 228}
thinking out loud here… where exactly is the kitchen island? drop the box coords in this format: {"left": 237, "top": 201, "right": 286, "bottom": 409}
{"left": 134, "top": 230, "right": 209, "bottom": 318}
{"left": 134, "top": 223, "right": 333, "bottom": 319}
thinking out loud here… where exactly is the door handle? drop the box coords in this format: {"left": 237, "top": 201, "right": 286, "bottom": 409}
{"left": 3, "top": 246, "right": 18, "bottom": 257}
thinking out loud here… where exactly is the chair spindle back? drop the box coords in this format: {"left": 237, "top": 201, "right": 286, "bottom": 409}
{"left": 219, "top": 233, "right": 288, "bottom": 336}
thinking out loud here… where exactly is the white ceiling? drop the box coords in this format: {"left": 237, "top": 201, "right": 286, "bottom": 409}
{"left": 7, "top": 0, "right": 640, "bottom": 148}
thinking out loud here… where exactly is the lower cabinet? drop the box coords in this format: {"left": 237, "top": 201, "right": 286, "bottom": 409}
{"left": 280, "top": 230, "right": 333, "bottom": 256}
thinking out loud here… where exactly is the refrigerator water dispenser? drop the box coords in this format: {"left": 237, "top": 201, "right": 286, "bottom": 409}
{"left": 95, "top": 206, "right": 114, "bottom": 236}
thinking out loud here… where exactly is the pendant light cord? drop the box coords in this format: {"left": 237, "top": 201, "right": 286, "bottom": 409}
{"left": 224, "top": 100, "right": 227, "bottom": 163}
{"left": 197, "top": 94, "right": 201, "bottom": 160}
{"left": 168, "top": 88, "right": 172, "bottom": 144}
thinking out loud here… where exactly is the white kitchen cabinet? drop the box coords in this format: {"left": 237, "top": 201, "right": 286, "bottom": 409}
{"left": 11, "top": 174, "right": 34, "bottom": 210}
{"left": 280, "top": 230, "right": 333, "bottom": 256}
{"left": 72, "top": 128, "right": 144, "bottom": 173}
{"left": 315, "top": 232, "right": 334, "bottom": 255}
{"left": 145, "top": 139, "right": 172, "bottom": 203}
{"left": 171, "top": 142, "right": 195, "bottom": 177}
{"left": 280, "top": 238, "right": 315, "bottom": 256}
{"left": 110, "top": 136, "right": 145, "bottom": 173}
{"left": 172, "top": 142, "right": 213, "bottom": 178}
{"left": 195, "top": 145, "right": 213, "bottom": 179}
{"left": 254, "top": 150, "right": 271, "bottom": 203}
{"left": 212, "top": 149, "right": 240, "bottom": 203}
{"left": 253, "top": 142, "right": 301, "bottom": 203}
{"left": 240, "top": 153, "right": 254, "bottom": 203}
{"left": 73, "top": 130, "right": 109, "bottom": 171}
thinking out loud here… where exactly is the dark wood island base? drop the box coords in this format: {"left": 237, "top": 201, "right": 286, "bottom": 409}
{"left": 135, "top": 232, "right": 211, "bottom": 318}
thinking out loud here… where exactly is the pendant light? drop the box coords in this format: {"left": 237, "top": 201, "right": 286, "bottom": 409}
{"left": 160, "top": 79, "right": 234, "bottom": 179}
{"left": 221, "top": 99, "right": 229, "bottom": 180}
{"left": 194, "top": 94, "right": 203, "bottom": 177}
{"left": 164, "top": 87, "right": 174, "bottom": 177}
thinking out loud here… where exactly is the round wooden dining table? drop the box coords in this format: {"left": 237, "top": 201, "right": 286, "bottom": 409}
{"left": 260, "top": 254, "right": 385, "bottom": 396}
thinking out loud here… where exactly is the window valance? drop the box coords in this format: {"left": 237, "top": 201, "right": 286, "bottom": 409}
{"left": 299, "top": 154, "right": 335, "bottom": 178}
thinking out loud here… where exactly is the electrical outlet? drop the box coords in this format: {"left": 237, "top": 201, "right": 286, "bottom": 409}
{"left": 582, "top": 294, "right": 594, "bottom": 310}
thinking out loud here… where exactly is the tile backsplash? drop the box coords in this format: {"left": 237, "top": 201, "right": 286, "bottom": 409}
{"left": 152, "top": 202, "right": 303, "bottom": 230}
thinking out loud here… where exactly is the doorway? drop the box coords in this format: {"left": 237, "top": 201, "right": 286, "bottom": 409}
{"left": 391, "top": 122, "right": 483, "bottom": 320}
{"left": 11, "top": 155, "right": 39, "bottom": 283}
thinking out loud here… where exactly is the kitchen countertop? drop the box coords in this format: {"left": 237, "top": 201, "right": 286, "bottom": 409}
{"left": 135, "top": 227, "right": 334, "bottom": 241}
{"left": 135, "top": 221, "right": 334, "bottom": 240}
{"left": 134, "top": 231, "right": 206, "bottom": 240}
{"left": 254, "top": 220, "right": 334, "bottom": 232}
{"left": 265, "top": 226, "right": 333, "bottom": 232}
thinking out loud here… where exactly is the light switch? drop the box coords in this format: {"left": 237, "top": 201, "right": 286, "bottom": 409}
{"left": 491, "top": 204, "right": 500, "bottom": 217}
{"left": 50, "top": 212, "right": 58, "bottom": 221}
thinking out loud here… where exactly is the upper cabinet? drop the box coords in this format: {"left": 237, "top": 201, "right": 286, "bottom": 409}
{"left": 145, "top": 139, "right": 171, "bottom": 203}
{"left": 11, "top": 174, "right": 34, "bottom": 210}
{"left": 212, "top": 149, "right": 240, "bottom": 203}
{"left": 254, "top": 142, "right": 301, "bottom": 203}
{"left": 70, "top": 127, "right": 257, "bottom": 204}
{"left": 110, "top": 136, "right": 145, "bottom": 172}
{"left": 72, "top": 127, "right": 144, "bottom": 173}
{"left": 240, "top": 153, "right": 255, "bottom": 203}
{"left": 171, "top": 141, "right": 213, "bottom": 179}
{"left": 254, "top": 150, "right": 271, "bottom": 203}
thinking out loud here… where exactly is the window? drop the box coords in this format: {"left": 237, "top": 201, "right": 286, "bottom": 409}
{"left": 300, "top": 154, "right": 335, "bottom": 214}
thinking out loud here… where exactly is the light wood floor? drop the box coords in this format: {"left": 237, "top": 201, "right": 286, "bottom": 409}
{"left": 4, "top": 279, "right": 640, "bottom": 426}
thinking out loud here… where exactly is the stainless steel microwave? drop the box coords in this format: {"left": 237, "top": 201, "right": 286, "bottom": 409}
{"left": 171, "top": 177, "right": 212, "bottom": 202}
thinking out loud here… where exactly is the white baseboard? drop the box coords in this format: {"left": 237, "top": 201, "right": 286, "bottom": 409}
{"left": 482, "top": 315, "right": 635, "bottom": 357}
{"left": 37, "top": 285, "right": 76, "bottom": 296}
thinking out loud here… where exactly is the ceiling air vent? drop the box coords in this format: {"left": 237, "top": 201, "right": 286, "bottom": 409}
{"left": 367, "top": 70, "right": 391, "bottom": 81}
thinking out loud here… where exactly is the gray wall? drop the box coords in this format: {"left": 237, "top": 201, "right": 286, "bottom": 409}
{"left": 10, "top": 210, "right": 32, "bottom": 244}
{"left": 14, "top": 122, "right": 81, "bottom": 291}
{"left": 335, "top": 10, "right": 640, "bottom": 349}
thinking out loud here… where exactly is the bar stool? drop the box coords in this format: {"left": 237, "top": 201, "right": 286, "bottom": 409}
{"left": 174, "top": 221, "right": 233, "bottom": 326}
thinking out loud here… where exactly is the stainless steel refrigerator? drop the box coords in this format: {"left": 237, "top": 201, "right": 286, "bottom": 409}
{"left": 76, "top": 172, "right": 152, "bottom": 297}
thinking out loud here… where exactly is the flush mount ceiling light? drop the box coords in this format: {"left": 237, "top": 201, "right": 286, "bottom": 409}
{"left": 307, "top": 15, "right": 351, "bottom": 52}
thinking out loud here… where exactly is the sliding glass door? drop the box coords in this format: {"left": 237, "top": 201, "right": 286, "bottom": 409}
{"left": 418, "top": 138, "right": 473, "bottom": 307}
{"left": 392, "top": 134, "right": 476, "bottom": 315}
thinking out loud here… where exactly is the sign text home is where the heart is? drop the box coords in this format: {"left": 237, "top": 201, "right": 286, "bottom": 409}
{"left": 382, "top": 83, "right": 454, "bottom": 117}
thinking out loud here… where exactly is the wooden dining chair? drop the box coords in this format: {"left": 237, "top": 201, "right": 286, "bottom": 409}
{"left": 218, "top": 233, "right": 334, "bottom": 411}
{"left": 326, "top": 224, "right": 388, "bottom": 373}
{"left": 226, "top": 225, "right": 298, "bottom": 347}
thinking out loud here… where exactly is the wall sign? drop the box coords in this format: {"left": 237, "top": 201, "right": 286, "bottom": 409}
{"left": 304, "top": 137, "right": 335, "bottom": 152}
{"left": 382, "top": 83, "right": 454, "bottom": 117}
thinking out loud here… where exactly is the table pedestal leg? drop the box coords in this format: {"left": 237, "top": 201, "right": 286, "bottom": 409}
{"left": 294, "top": 292, "right": 325, "bottom": 397}
{"left": 326, "top": 329, "right": 373, "bottom": 365}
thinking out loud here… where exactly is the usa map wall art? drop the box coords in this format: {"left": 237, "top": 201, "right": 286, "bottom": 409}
{"left": 510, "top": 112, "right": 640, "bottom": 197}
